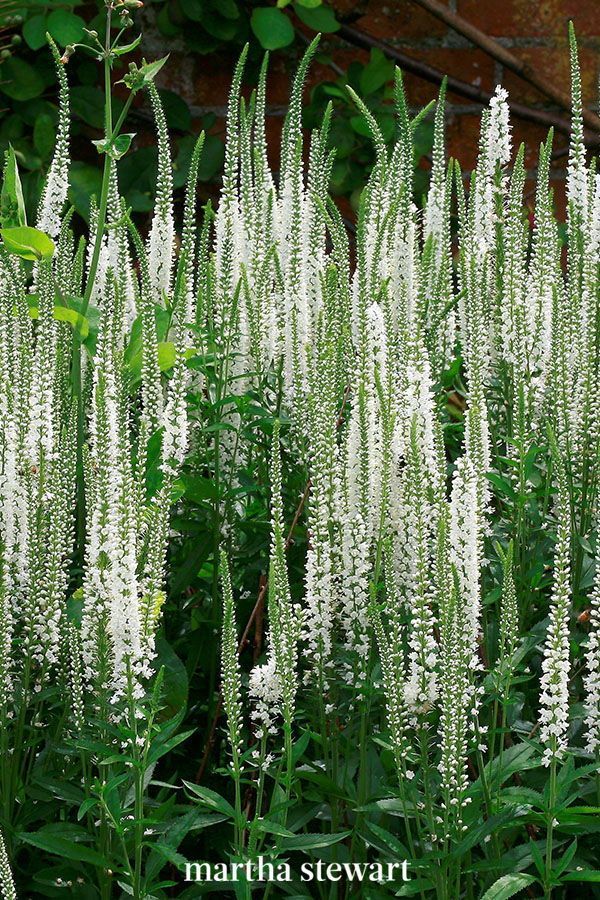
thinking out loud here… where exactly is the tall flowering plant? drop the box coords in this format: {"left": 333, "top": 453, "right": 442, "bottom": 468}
{"left": 1, "top": 10, "right": 600, "bottom": 899}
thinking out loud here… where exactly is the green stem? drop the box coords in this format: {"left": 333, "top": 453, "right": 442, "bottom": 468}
{"left": 544, "top": 750, "right": 558, "bottom": 899}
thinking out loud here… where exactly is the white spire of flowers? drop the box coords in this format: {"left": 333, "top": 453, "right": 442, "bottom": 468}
{"left": 220, "top": 552, "right": 243, "bottom": 762}
{"left": 0, "top": 828, "right": 16, "bottom": 900}
{"left": 583, "top": 531, "right": 600, "bottom": 754}
{"left": 249, "top": 656, "right": 283, "bottom": 738}
{"left": 486, "top": 85, "right": 512, "bottom": 173}
{"left": 539, "top": 438, "right": 572, "bottom": 766}
{"left": 450, "top": 455, "right": 482, "bottom": 666}
{"left": 566, "top": 23, "right": 587, "bottom": 216}
{"left": 146, "top": 83, "right": 175, "bottom": 304}
{"left": 37, "top": 39, "right": 70, "bottom": 239}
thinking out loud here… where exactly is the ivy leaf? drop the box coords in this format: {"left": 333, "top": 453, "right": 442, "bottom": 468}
{"left": 294, "top": 2, "right": 339, "bottom": 32}
{"left": 0, "top": 57, "right": 45, "bottom": 101}
{"left": 1, "top": 146, "right": 27, "bottom": 228}
{"left": 251, "top": 8, "right": 294, "bottom": 50}
{"left": 23, "top": 14, "right": 48, "bottom": 51}
{"left": 47, "top": 9, "right": 86, "bottom": 46}
{"left": 1, "top": 226, "right": 55, "bottom": 261}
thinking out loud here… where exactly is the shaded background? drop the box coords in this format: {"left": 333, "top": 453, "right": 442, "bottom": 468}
{"left": 0, "top": 0, "right": 598, "bottom": 227}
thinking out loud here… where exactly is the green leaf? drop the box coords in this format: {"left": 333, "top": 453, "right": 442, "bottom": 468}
{"left": 158, "top": 89, "right": 191, "bottom": 132}
{"left": 158, "top": 341, "right": 177, "bottom": 372}
{"left": 33, "top": 114, "right": 56, "bottom": 161}
{"left": 18, "top": 832, "right": 113, "bottom": 869}
{"left": 112, "top": 133, "right": 136, "bottom": 159}
{"left": 480, "top": 874, "right": 538, "bottom": 900}
{"left": 251, "top": 8, "right": 294, "bottom": 49}
{"left": 69, "top": 162, "right": 103, "bottom": 222}
{"left": 294, "top": 2, "right": 339, "bottom": 32}
{"left": 0, "top": 58, "right": 45, "bottom": 101}
{"left": 562, "top": 871, "right": 600, "bottom": 883}
{"left": 71, "top": 86, "right": 107, "bottom": 129}
{"left": 197, "top": 134, "right": 224, "bottom": 181}
{"left": 2, "top": 226, "right": 55, "bottom": 261}
{"left": 152, "top": 636, "right": 188, "bottom": 719}
{"left": 279, "top": 831, "right": 351, "bottom": 851}
{"left": 23, "top": 14, "right": 48, "bottom": 51}
{"left": 1, "top": 145, "right": 27, "bottom": 228}
{"left": 360, "top": 50, "right": 394, "bottom": 94}
{"left": 53, "top": 305, "right": 90, "bottom": 339}
{"left": 47, "top": 9, "right": 86, "bottom": 45}
{"left": 183, "top": 782, "right": 236, "bottom": 819}
{"left": 123, "top": 53, "right": 169, "bottom": 91}
{"left": 92, "top": 133, "right": 136, "bottom": 161}
{"left": 113, "top": 34, "right": 143, "bottom": 57}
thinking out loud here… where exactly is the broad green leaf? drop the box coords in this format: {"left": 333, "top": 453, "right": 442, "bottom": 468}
{"left": 23, "top": 14, "right": 48, "bottom": 51}
{"left": 2, "top": 226, "right": 55, "bottom": 261}
{"left": 33, "top": 114, "right": 56, "bottom": 161}
{"left": 129, "top": 55, "right": 170, "bottom": 90}
{"left": 158, "top": 341, "right": 177, "bottom": 371}
{"left": 69, "top": 163, "right": 103, "bottom": 222}
{"left": 147, "top": 728, "right": 195, "bottom": 765}
{"left": 255, "top": 819, "right": 295, "bottom": 838}
{"left": 53, "top": 305, "right": 90, "bottom": 339}
{"left": 360, "top": 50, "right": 394, "bottom": 94}
{"left": 71, "top": 86, "right": 107, "bottom": 129}
{"left": 251, "top": 8, "right": 294, "bottom": 50}
{"left": 158, "top": 90, "right": 191, "bottom": 132}
{"left": 47, "top": 9, "right": 86, "bottom": 45}
{"left": 1, "top": 145, "right": 27, "bottom": 228}
{"left": 480, "top": 873, "right": 538, "bottom": 900}
{"left": 294, "top": 2, "right": 339, "bottom": 32}
{"left": 0, "top": 58, "right": 45, "bottom": 101}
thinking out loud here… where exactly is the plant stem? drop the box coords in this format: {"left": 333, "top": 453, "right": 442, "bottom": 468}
{"left": 544, "top": 749, "right": 558, "bottom": 899}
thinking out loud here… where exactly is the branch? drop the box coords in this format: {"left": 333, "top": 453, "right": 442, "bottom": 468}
{"left": 338, "top": 23, "right": 600, "bottom": 145}
{"left": 407, "top": 0, "right": 600, "bottom": 132}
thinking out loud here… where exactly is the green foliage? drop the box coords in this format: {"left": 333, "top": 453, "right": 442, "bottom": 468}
{"left": 1, "top": 224, "right": 54, "bottom": 260}
{"left": 2, "top": 9, "right": 599, "bottom": 900}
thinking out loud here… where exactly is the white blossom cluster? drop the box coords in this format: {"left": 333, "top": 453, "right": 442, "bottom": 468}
{"left": 0, "top": 51, "right": 191, "bottom": 729}
{"left": 211, "top": 27, "right": 600, "bottom": 827}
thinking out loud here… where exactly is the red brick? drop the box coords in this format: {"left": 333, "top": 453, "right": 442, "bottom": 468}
{"left": 510, "top": 118, "right": 562, "bottom": 168}
{"left": 456, "top": 0, "right": 600, "bottom": 39}
{"left": 349, "top": 0, "right": 449, "bottom": 42}
{"left": 402, "top": 47, "right": 497, "bottom": 105}
{"left": 500, "top": 45, "right": 598, "bottom": 107}
{"left": 445, "top": 113, "right": 483, "bottom": 170}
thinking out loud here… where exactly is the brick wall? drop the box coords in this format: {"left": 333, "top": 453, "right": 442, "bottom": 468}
{"left": 150, "top": 0, "right": 600, "bottom": 218}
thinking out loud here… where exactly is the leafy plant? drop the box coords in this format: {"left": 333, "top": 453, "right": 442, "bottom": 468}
{"left": 1, "top": 6, "right": 600, "bottom": 900}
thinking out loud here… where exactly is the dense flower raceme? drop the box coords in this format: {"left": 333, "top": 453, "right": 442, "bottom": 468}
{"left": 1, "top": 22, "right": 600, "bottom": 892}
{"left": 0, "top": 46, "right": 191, "bottom": 726}
{"left": 210, "top": 27, "right": 600, "bottom": 839}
